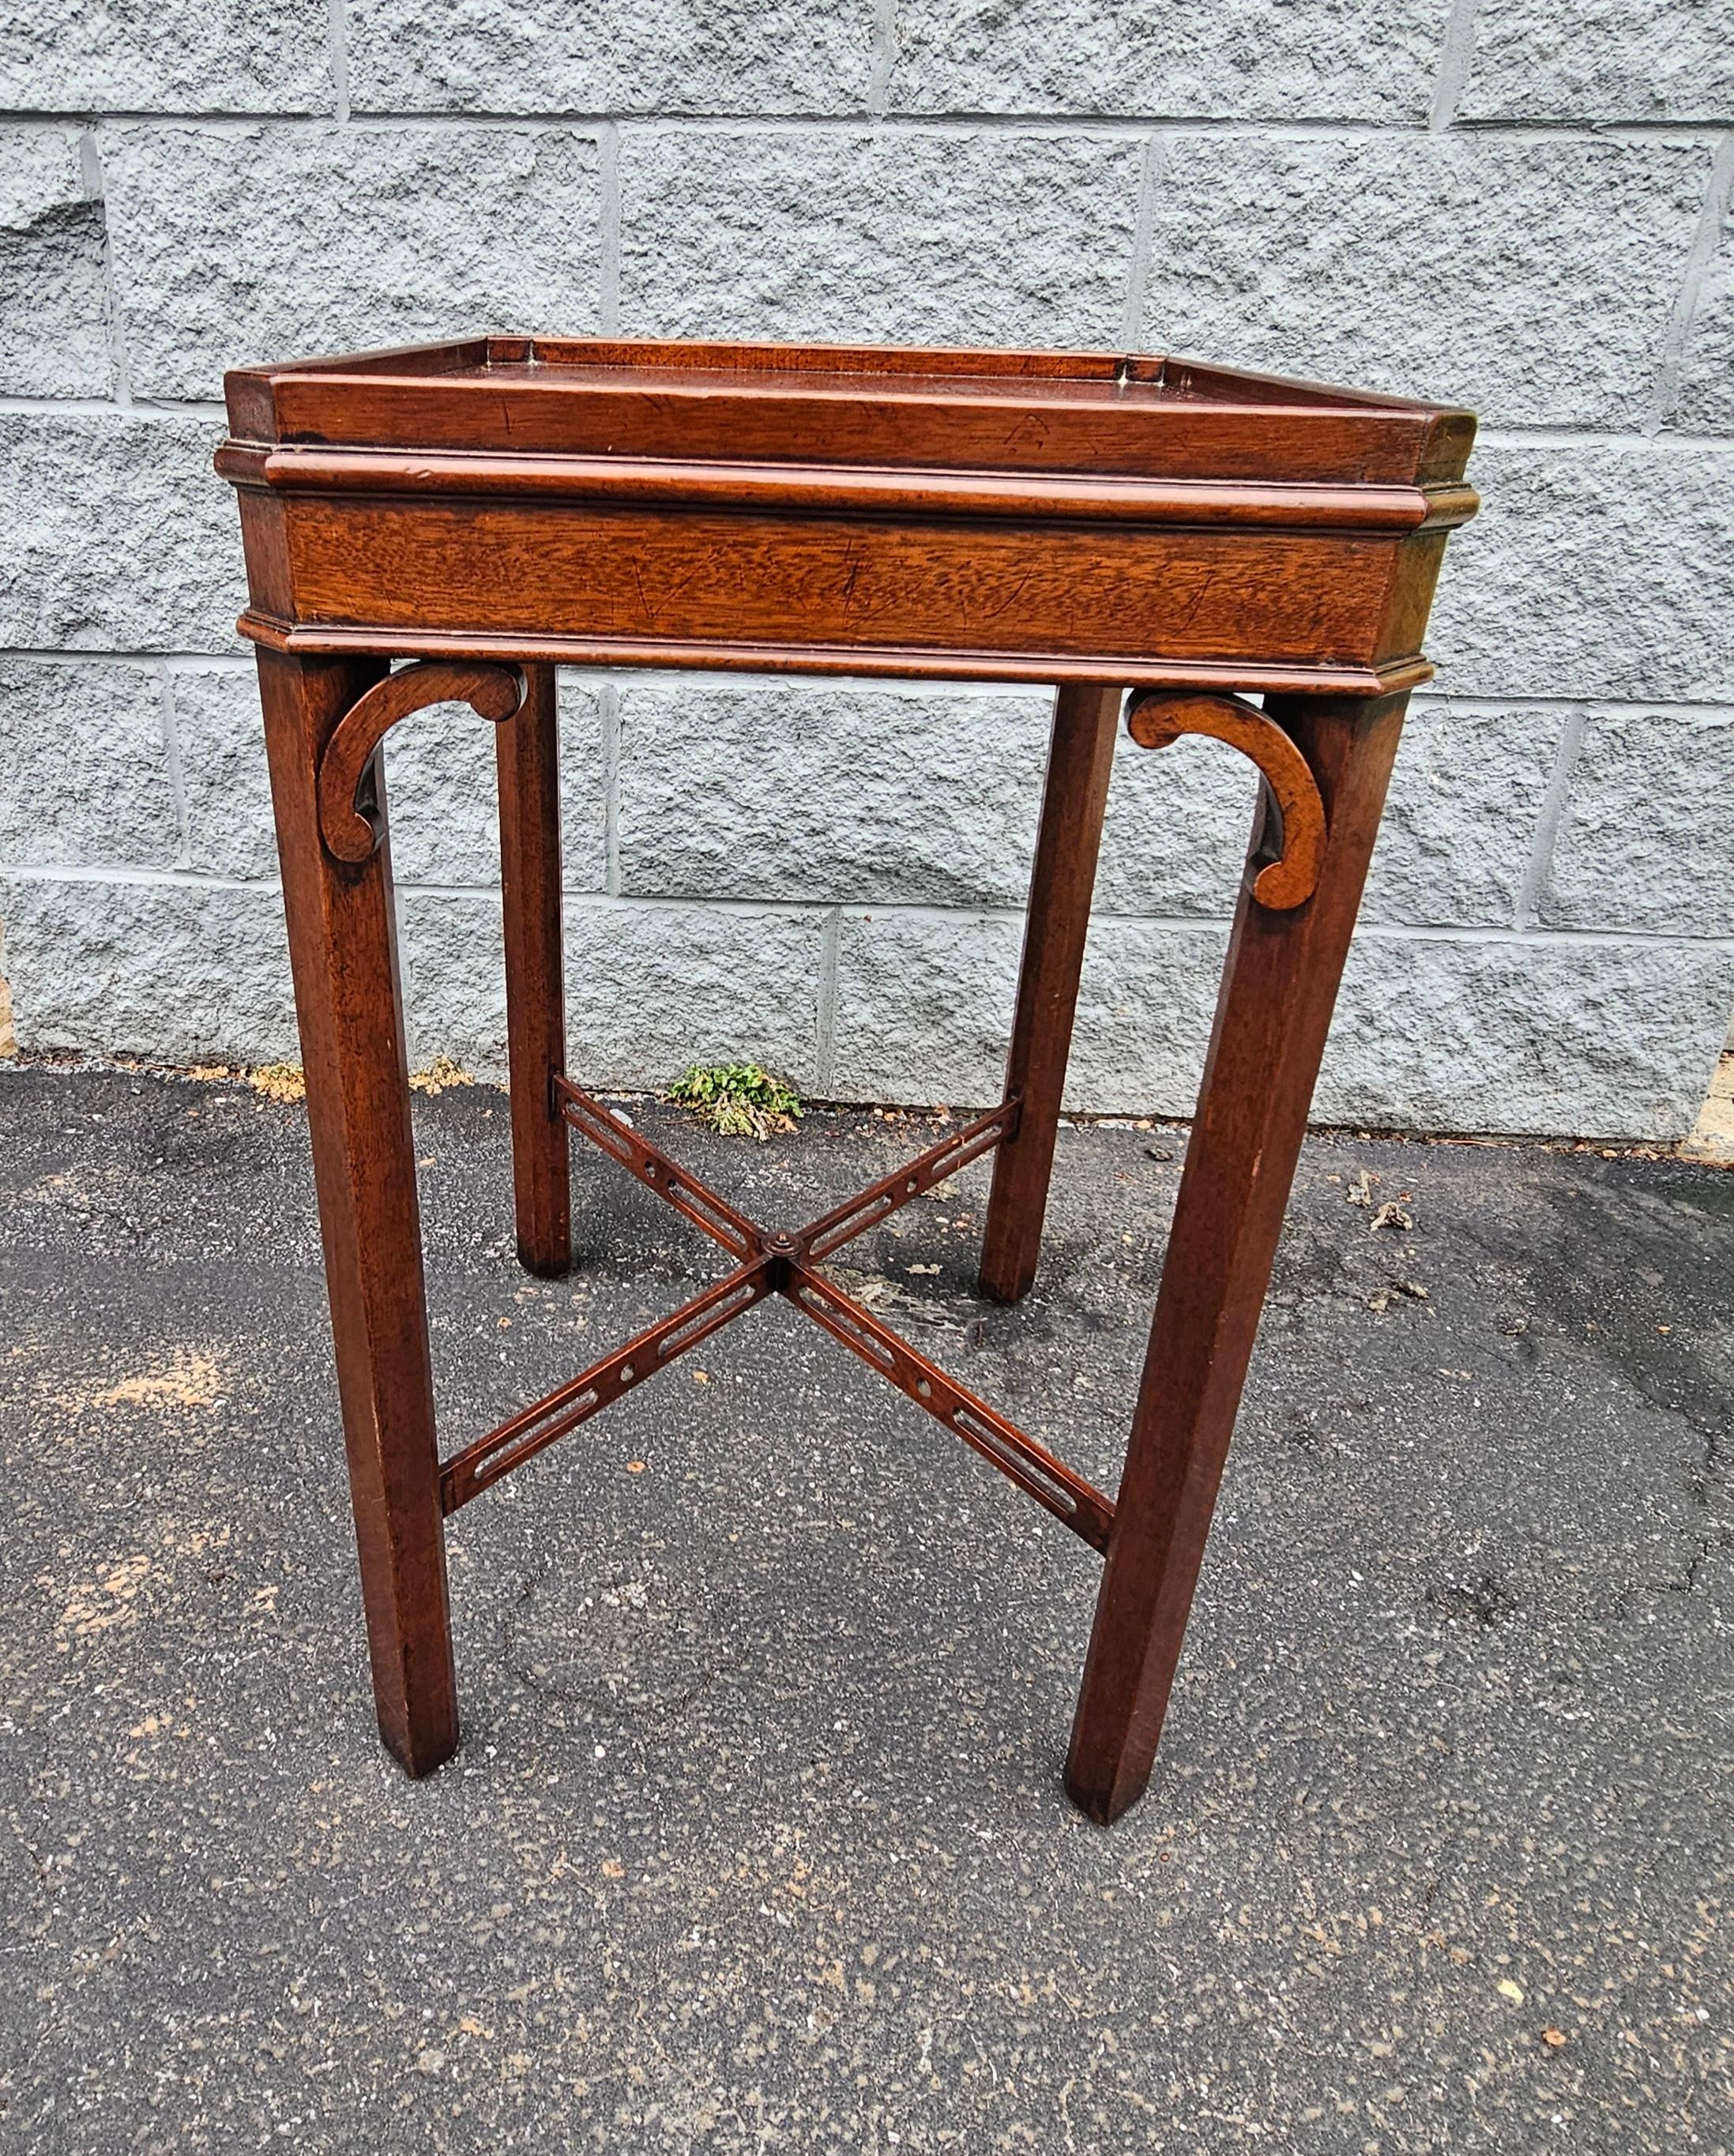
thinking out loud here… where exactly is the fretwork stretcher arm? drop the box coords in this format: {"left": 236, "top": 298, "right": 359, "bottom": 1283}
{"left": 436, "top": 1075, "right": 1113, "bottom": 1550}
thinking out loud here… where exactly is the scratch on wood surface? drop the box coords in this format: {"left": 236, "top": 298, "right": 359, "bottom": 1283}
{"left": 978, "top": 570, "right": 1036, "bottom": 626}
{"left": 1171, "top": 566, "right": 1222, "bottom": 638}
{"left": 839, "top": 538, "right": 863, "bottom": 618}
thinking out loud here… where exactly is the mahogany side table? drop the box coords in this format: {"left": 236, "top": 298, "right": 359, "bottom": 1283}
{"left": 216, "top": 337, "right": 1477, "bottom": 1824}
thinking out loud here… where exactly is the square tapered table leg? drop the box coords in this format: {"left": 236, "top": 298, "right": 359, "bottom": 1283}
{"left": 1065, "top": 690, "right": 1409, "bottom": 1823}
{"left": 257, "top": 646, "right": 460, "bottom": 1777}
{"left": 497, "top": 660, "right": 571, "bottom": 1279}
{"left": 979, "top": 680, "right": 1123, "bottom": 1305}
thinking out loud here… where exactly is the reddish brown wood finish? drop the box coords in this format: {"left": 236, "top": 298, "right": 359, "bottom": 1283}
{"left": 433, "top": 1076, "right": 1116, "bottom": 1545}
{"left": 980, "top": 682, "right": 1123, "bottom": 1304}
{"left": 219, "top": 337, "right": 1477, "bottom": 1813}
{"left": 237, "top": 495, "right": 1442, "bottom": 695}
{"left": 1126, "top": 690, "right": 1327, "bottom": 909}
{"left": 318, "top": 659, "right": 524, "bottom": 861}
{"left": 496, "top": 661, "right": 570, "bottom": 1277}
{"left": 220, "top": 335, "right": 1475, "bottom": 699}
{"left": 1065, "top": 691, "right": 1410, "bottom": 1824}
{"left": 254, "top": 645, "right": 458, "bottom": 1777}
{"left": 224, "top": 334, "right": 1473, "bottom": 474}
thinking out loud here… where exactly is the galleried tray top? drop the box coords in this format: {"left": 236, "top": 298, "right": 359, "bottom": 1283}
{"left": 217, "top": 336, "right": 1478, "bottom": 695}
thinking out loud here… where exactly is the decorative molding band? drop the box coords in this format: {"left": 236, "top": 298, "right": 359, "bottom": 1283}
{"left": 241, "top": 613, "right": 1435, "bottom": 702}
{"left": 1125, "top": 690, "right": 1327, "bottom": 910}
{"left": 215, "top": 441, "right": 1476, "bottom": 538}
{"left": 318, "top": 660, "right": 526, "bottom": 863}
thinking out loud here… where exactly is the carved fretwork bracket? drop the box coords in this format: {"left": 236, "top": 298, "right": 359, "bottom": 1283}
{"left": 318, "top": 660, "right": 527, "bottom": 863}
{"left": 1124, "top": 689, "right": 1327, "bottom": 910}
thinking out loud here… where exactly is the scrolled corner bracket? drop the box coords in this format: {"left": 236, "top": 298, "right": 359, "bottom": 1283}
{"left": 318, "top": 660, "right": 528, "bottom": 864}
{"left": 1124, "top": 689, "right": 1327, "bottom": 910}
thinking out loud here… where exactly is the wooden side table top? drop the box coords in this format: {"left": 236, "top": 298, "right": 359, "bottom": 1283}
{"left": 217, "top": 335, "right": 1476, "bottom": 698}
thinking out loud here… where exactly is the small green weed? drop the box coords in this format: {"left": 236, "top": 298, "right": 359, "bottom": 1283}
{"left": 668, "top": 1062, "right": 803, "bottom": 1142}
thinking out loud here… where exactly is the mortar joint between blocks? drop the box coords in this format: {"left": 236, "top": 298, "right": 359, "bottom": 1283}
{"left": 597, "top": 121, "right": 622, "bottom": 334}
{"left": 1428, "top": 0, "right": 1481, "bottom": 133}
{"left": 1515, "top": 709, "right": 1589, "bottom": 931}
{"left": 600, "top": 677, "right": 622, "bottom": 898}
{"left": 154, "top": 661, "right": 194, "bottom": 872}
{"left": 1649, "top": 130, "right": 1734, "bottom": 433}
{"left": 78, "top": 127, "right": 133, "bottom": 407}
{"left": 328, "top": 0, "right": 352, "bottom": 125}
{"left": 1119, "top": 134, "right": 1164, "bottom": 348}
{"left": 815, "top": 905, "right": 842, "bottom": 1093}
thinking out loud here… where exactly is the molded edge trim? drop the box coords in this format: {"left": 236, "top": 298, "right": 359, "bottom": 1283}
{"left": 215, "top": 442, "right": 1476, "bottom": 537}
{"left": 241, "top": 612, "right": 1436, "bottom": 700}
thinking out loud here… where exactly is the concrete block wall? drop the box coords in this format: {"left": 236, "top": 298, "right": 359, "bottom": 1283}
{"left": 2, "top": 2, "right": 1732, "bottom": 1138}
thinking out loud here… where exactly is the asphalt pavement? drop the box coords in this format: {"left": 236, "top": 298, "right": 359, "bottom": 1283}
{"left": 2, "top": 1063, "right": 1729, "bottom": 2152}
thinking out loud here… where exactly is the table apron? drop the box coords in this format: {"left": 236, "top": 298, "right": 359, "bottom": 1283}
{"left": 255, "top": 494, "right": 1433, "bottom": 682}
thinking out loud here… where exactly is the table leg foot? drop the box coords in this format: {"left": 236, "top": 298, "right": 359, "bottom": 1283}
{"left": 1065, "top": 690, "right": 1409, "bottom": 1823}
